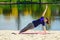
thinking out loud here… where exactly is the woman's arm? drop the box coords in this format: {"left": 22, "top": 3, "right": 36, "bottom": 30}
{"left": 42, "top": 4, "right": 48, "bottom": 17}
{"left": 42, "top": 26, "right": 47, "bottom": 34}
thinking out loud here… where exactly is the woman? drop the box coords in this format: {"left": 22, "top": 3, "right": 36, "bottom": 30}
{"left": 19, "top": 4, "right": 50, "bottom": 34}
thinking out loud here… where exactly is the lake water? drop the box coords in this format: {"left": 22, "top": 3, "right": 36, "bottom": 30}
{"left": 0, "top": 4, "right": 60, "bottom": 31}
{"left": 0, "top": 14, "right": 17, "bottom": 30}
{"left": 20, "top": 14, "right": 60, "bottom": 30}
{"left": 0, "top": 14, "right": 60, "bottom": 31}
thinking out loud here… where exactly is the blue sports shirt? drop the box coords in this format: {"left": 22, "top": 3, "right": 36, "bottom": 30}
{"left": 32, "top": 17, "right": 45, "bottom": 27}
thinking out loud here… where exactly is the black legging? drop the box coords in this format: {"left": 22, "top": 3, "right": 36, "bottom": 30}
{"left": 20, "top": 23, "right": 34, "bottom": 33}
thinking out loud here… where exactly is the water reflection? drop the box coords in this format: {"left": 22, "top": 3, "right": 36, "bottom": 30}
{"left": 51, "top": 16, "right": 60, "bottom": 30}
{"left": 0, "top": 5, "right": 18, "bottom": 30}
{"left": 0, "top": 14, "right": 17, "bottom": 30}
{"left": 0, "top": 4, "right": 60, "bottom": 30}
{"left": 19, "top": 4, "right": 60, "bottom": 30}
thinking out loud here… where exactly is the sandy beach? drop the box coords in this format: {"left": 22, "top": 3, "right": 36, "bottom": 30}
{"left": 0, "top": 30, "right": 60, "bottom": 40}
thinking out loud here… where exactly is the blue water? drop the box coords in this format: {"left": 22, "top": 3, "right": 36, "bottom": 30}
{"left": 20, "top": 14, "right": 60, "bottom": 30}
{"left": 0, "top": 14, "right": 60, "bottom": 30}
{"left": 0, "top": 15, "right": 17, "bottom": 30}
{"left": 51, "top": 16, "right": 60, "bottom": 30}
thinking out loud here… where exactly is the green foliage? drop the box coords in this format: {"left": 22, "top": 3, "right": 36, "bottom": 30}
{"left": 32, "top": 0, "right": 39, "bottom": 2}
{"left": 0, "top": 0, "right": 60, "bottom": 17}
{"left": 0, "top": 0, "right": 10, "bottom": 2}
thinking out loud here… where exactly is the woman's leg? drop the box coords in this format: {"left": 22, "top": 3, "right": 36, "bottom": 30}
{"left": 19, "top": 23, "right": 34, "bottom": 33}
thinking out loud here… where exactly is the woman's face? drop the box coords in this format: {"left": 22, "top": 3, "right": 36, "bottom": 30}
{"left": 44, "top": 18, "right": 48, "bottom": 23}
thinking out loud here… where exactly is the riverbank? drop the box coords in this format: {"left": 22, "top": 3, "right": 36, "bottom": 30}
{"left": 0, "top": 30, "right": 60, "bottom": 40}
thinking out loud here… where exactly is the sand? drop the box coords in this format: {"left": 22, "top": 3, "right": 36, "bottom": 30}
{"left": 0, "top": 30, "right": 60, "bottom": 40}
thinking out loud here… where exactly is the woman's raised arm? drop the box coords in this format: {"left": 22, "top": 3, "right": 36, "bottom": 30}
{"left": 42, "top": 4, "right": 48, "bottom": 17}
